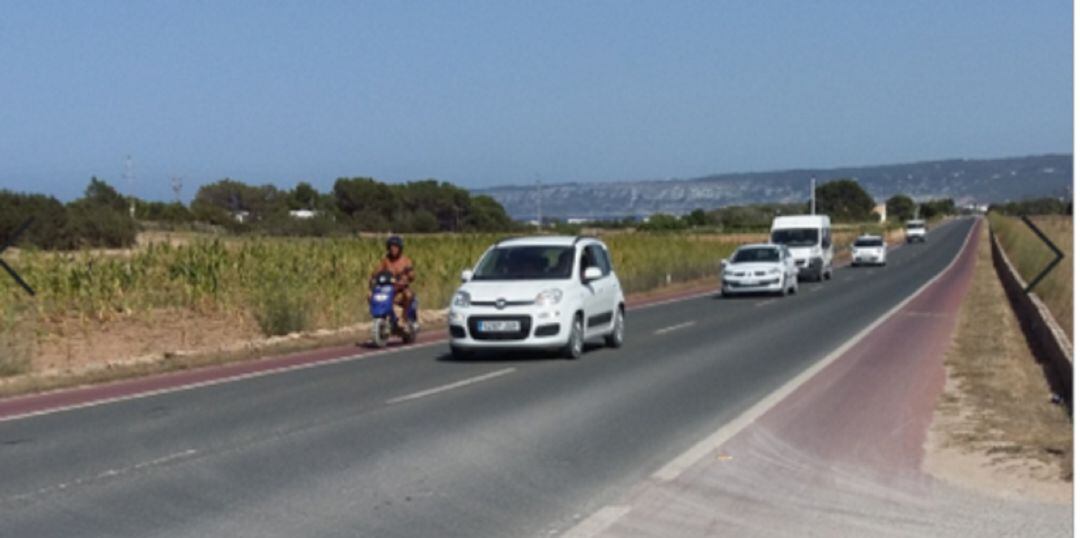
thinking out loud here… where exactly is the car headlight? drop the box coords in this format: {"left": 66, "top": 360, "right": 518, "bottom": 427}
{"left": 452, "top": 291, "right": 471, "bottom": 308}
{"left": 535, "top": 289, "right": 563, "bottom": 306}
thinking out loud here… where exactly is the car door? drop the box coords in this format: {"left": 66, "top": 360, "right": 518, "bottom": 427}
{"left": 580, "top": 244, "right": 615, "bottom": 334}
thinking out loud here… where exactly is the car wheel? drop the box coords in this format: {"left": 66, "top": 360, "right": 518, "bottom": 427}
{"left": 562, "top": 314, "right": 585, "bottom": 360}
{"left": 604, "top": 308, "right": 625, "bottom": 348}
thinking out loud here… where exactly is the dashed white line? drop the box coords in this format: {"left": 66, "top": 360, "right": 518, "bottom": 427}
{"left": 7, "top": 448, "right": 199, "bottom": 503}
{"left": 654, "top": 321, "right": 696, "bottom": 335}
{"left": 385, "top": 368, "right": 516, "bottom": 405}
{"left": 754, "top": 299, "right": 778, "bottom": 307}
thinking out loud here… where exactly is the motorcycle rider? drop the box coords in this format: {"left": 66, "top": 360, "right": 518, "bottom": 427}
{"left": 370, "top": 235, "right": 416, "bottom": 327}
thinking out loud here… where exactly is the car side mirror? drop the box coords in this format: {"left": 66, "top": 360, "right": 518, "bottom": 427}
{"left": 461, "top": 269, "right": 473, "bottom": 283}
{"left": 720, "top": 259, "right": 729, "bottom": 269}
{"left": 582, "top": 267, "right": 603, "bottom": 282}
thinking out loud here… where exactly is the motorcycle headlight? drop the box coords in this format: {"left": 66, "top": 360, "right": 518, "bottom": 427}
{"left": 535, "top": 289, "right": 563, "bottom": 306}
{"left": 373, "top": 293, "right": 390, "bottom": 302}
{"left": 452, "top": 291, "right": 471, "bottom": 308}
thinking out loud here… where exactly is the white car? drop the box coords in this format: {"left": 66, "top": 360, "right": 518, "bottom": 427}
{"left": 905, "top": 219, "right": 927, "bottom": 243}
{"left": 448, "top": 236, "right": 626, "bottom": 360}
{"left": 721, "top": 244, "right": 798, "bottom": 297}
{"left": 851, "top": 235, "right": 887, "bottom": 266}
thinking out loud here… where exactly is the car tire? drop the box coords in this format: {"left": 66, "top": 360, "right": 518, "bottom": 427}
{"left": 562, "top": 314, "right": 585, "bottom": 360}
{"left": 604, "top": 308, "right": 625, "bottom": 348}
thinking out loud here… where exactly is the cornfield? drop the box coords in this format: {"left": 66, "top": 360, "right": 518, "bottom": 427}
{"left": 0, "top": 232, "right": 742, "bottom": 339}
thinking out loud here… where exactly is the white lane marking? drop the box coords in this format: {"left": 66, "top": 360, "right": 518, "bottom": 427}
{"left": 653, "top": 321, "right": 696, "bottom": 335}
{"left": 754, "top": 299, "right": 777, "bottom": 308}
{"left": 385, "top": 368, "right": 516, "bottom": 405}
{"left": 561, "top": 505, "right": 631, "bottom": 538}
{"left": 631, "top": 290, "right": 717, "bottom": 310}
{"left": 650, "top": 219, "right": 977, "bottom": 482}
{"left": 7, "top": 448, "right": 198, "bottom": 502}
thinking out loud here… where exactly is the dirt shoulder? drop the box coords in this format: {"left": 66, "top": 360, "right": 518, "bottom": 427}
{"left": 924, "top": 224, "right": 1072, "bottom": 504}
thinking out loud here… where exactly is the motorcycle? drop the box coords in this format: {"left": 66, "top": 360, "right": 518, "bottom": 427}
{"left": 369, "top": 271, "right": 419, "bottom": 348}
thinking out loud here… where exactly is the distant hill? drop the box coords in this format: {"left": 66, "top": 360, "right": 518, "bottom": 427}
{"left": 477, "top": 154, "right": 1072, "bottom": 220}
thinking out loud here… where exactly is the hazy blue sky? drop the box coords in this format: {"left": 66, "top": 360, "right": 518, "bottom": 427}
{"left": 0, "top": 1, "right": 1072, "bottom": 201}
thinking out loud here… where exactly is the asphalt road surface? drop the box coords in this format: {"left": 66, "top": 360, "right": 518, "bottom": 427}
{"left": 1, "top": 219, "right": 979, "bottom": 537}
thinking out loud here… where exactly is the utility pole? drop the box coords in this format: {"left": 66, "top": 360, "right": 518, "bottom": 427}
{"left": 170, "top": 176, "right": 183, "bottom": 204}
{"left": 810, "top": 175, "right": 816, "bottom": 215}
{"left": 536, "top": 179, "right": 543, "bottom": 229}
{"left": 123, "top": 155, "right": 135, "bottom": 218}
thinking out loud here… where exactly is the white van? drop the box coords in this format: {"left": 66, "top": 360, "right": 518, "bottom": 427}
{"left": 769, "top": 215, "right": 833, "bottom": 281}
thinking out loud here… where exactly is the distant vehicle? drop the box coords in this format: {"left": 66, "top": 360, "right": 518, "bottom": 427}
{"left": 721, "top": 244, "right": 798, "bottom": 297}
{"left": 905, "top": 219, "right": 927, "bottom": 243}
{"left": 770, "top": 215, "right": 834, "bottom": 281}
{"left": 851, "top": 235, "right": 887, "bottom": 266}
{"left": 448, "top": 236, "right": 625, "bottom": 360}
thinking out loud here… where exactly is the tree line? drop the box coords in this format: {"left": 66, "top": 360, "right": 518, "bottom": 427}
{"left": 0, "top": 176, "right": 518, "bottom": 250}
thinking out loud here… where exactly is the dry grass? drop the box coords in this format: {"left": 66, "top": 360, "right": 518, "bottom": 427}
{"left": 930, "top": 224, "right": 1071, "bottom": 489}
{"left": 989, "top": 214, "right": 1073, "bottom": 339}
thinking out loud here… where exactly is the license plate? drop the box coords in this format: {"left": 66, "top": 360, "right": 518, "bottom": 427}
{"left": 479, "top": 320, "right": 521, "bottom": 332}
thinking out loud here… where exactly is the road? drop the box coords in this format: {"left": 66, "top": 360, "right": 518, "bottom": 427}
{"left": 1, "top": 219, "right": 979, "bottom": 537}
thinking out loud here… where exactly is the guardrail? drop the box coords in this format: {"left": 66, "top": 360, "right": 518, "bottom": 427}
{"left": 988, "top": 226, "right": 1072, "bottom": 405}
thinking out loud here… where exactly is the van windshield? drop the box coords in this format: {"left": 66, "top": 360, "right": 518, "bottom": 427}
{"left": 771, "top": 228, "right": 819, "bottom": 247}
{"left": 472, "top": 246, "right": 574, "bottom": 280}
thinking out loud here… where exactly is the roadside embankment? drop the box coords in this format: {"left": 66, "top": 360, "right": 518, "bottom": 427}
{"left": 925, "top": 222, "right": 1071, "bottom": 503}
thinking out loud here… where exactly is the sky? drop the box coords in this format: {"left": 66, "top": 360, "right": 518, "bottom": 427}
{"left": 0, "top": 0, "right": 1072, "bottom": 201}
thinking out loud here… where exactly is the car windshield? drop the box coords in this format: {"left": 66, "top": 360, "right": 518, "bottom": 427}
{"left": 907, "top": 222, "right": 925, "bottom": 229}
{"left": 731, "top": 247, "right": 780, "bottom": 263}
{"left": 771, "top": 228, "right": 819, "bottom": 247}
{"left": 472, "top": 246, "right": 574, "bottom": 280}
{"left": 854, "top": 238, "right": 884, "bottom": 247}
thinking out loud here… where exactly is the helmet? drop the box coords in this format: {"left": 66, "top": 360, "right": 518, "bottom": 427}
{"left": 386, "top": 235, "right": 404, "bottom": 250}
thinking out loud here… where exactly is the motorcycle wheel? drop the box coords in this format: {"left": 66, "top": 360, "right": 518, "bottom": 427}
{"left": 372, "top": 318, "right": 389, "bottom": 348}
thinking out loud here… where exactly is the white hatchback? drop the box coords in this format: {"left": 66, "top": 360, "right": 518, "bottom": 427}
{"left": 721, "top": 244, "right": 798, "bottom": 297}
{"left": 448, "top": 236, "right": 626, "bottom": 360}
{"left": 851, "top": 235, "right": 887, "bottom": 266}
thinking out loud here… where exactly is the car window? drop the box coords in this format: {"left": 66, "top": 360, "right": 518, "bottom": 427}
{"left": 587, "top": 244, "right": 611, "bottom": 276}
{"left": 854, "top": 238, "right": 884, "bottom": 247}
{"left": 473, "top": 246, "right": 574, "bottom": 280}
{"left": 579, "top": 247, "right": 598, "bottom": 280}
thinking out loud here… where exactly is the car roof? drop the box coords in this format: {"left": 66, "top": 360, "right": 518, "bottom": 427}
{"left": 906, "top": 219, "right": 926, "bottom": 224}
{"left": 736, "top": 243, "right": 782, "bottom": 251}
{"left": 496, "top": 235, "right": 601, "bottom": 248}
{"left": 856, "top": 234, "right": 883, "bottom": 239}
